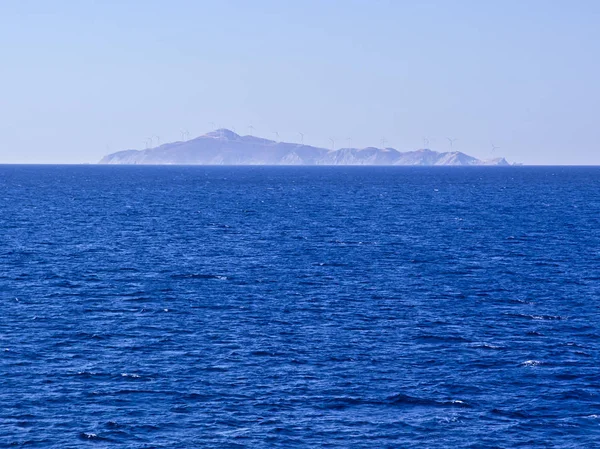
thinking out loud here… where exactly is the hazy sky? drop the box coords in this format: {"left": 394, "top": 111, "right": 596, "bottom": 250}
{"left": 1, "top": 0, "right": 599, "bottom": 164}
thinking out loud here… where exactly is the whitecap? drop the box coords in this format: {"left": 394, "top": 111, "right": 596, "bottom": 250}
{"left": 521, "top": 360, "right": 541, "bottom": 367}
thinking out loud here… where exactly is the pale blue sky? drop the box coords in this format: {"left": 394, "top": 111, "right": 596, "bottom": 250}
{"left": 1, "top": 0, "right": 599, "bottom": 164}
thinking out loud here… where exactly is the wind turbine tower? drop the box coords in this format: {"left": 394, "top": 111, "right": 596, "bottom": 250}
{"left": 447, "top": 137, "right": 458, "bottom": 151}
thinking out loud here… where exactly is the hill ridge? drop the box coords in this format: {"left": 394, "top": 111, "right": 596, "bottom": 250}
{"left": 99, "top": 129, "right": 510, "bottom": 166}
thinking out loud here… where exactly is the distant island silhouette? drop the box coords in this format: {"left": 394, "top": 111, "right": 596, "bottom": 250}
{"left": 100, "top": 129, "right": 510, "bottom": 166}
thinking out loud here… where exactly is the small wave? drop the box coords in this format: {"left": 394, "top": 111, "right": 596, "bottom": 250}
{"left": 491, "top": 408, "right": 530, "bottom": 419}
{"left": 250, "top": 350, "right": 277, "bottom": 357}
{"left": 320, "top": 396, "right": 366, "bottom": 409}
{"left": 78, "top": 432, "right": 110, "bottom": 441}
{"left": 75, "top": 371, "right": 113, "bottom": 379}
{"left": 327, "top": 240, "right": 376, "bottom": 246}
{"left": 290, "top": 358, "right": 308, "bottom": 365}
{"left": 120, "top": 290, "right": 147, "bottom": 297}
{"left": 121, "top": 373, "right": 141, "bottom": 378}
{"left": 75, "top": 332, "right": 106, "bottom": 340}
{"left": 52, "top": 280, "right": 80, "bottom": 288}
{"left": 505, "top": 313, "right": 566, "bottom": 321}
{"left": 327, "top": 355, "right": 355, "bottom": 362}
{"left": 204, "top": 365, "right": 230, "bottom": 372}
{"left": 471, "top": 343, "right": 504, "bottom": 350}
{"left": 416, "top": 335, "right": 470, "bottom": 343}
{"left": 312, "top": 262, "right": 349, "bottom": 267}
{"left": 386, "top": 393, "right": 471, "bottom": 408}
{"left": 80, "top": 433, "right": 98, "bottom": 439}
{"left": 170, "top": 273, "right": 228, "bottom": 280}
{"left": 530, "top": 314, "right": 566, "bottom": 321}
{"left": 207, "top": 222, "right": 231, "bottom": 229}
{"left": 521, "top": 360, "right": 542, "bottom": 367}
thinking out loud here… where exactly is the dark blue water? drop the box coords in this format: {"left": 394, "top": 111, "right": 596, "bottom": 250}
{"left": 2, "top": 166, "right": 600, "bottom": 448}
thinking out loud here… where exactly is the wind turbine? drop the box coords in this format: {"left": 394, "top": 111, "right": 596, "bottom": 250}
{"left": 154, "top": 135, "right": 161, "bottom": 147}
{"left": 298, "top": 132, "right": 304, "bottom": 144}
{"left": 273, "top": 131, "right": 279, "bottom": 141}
{"left": 447, "top": 137, "right": 458, "bottom": 151}
{"left": 329, "top": 138, "right": 335, "bottom": 150}
{"left": 380, "top": 138, "right": 387, "bottom": 148}
{"left": 347, "top": 137, "right": 352, "bottom": 148}
{"left": 180, "top": 130, "right": 186, "bottom": 141}
{"left": 423, "top": 137, "right": 430, "bottom": 148}
{"left": 248, "top": 125, "right": 255, "bottom": 136}
{"left": 491, "top": 143, "right": 500, "bottom": 153}
{"left": 209, "top": 122, "right": 216, "bottom": 131}
{"left": 145, "top": 138, "right": 152, "bottom": 149}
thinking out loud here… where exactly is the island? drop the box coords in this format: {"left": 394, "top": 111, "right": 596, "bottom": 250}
{"left": 99, "top": 129, "right": 510, "bottom": 166}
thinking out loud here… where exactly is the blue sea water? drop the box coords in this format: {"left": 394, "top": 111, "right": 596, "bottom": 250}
{"left": 1, "top": 165, "right": 600, "bottom": 448}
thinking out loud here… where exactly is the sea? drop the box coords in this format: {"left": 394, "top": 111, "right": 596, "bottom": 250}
{"left": 1, "top": 165, "right": 600, "bottom": 448}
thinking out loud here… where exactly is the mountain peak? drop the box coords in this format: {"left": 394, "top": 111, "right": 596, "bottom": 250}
{"left": 205, "top": 129, "right": 240, "bottom": 140}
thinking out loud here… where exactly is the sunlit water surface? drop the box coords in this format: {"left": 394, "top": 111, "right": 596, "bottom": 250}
{"left": 2, "top": 166, "right": 600, "bottom": 448}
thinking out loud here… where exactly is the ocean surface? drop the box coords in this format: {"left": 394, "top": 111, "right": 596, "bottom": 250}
{"left": 1, "top": 165, "right": 600, "bottom": 448}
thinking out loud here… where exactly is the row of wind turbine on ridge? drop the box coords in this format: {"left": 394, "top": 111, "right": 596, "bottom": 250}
{"left": 142, "top": 123, "right": 500, "bottom": 155}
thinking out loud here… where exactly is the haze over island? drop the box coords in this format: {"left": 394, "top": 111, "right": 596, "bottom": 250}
{"left": 100, "top": 129, "right": 510, "bottom": 166}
